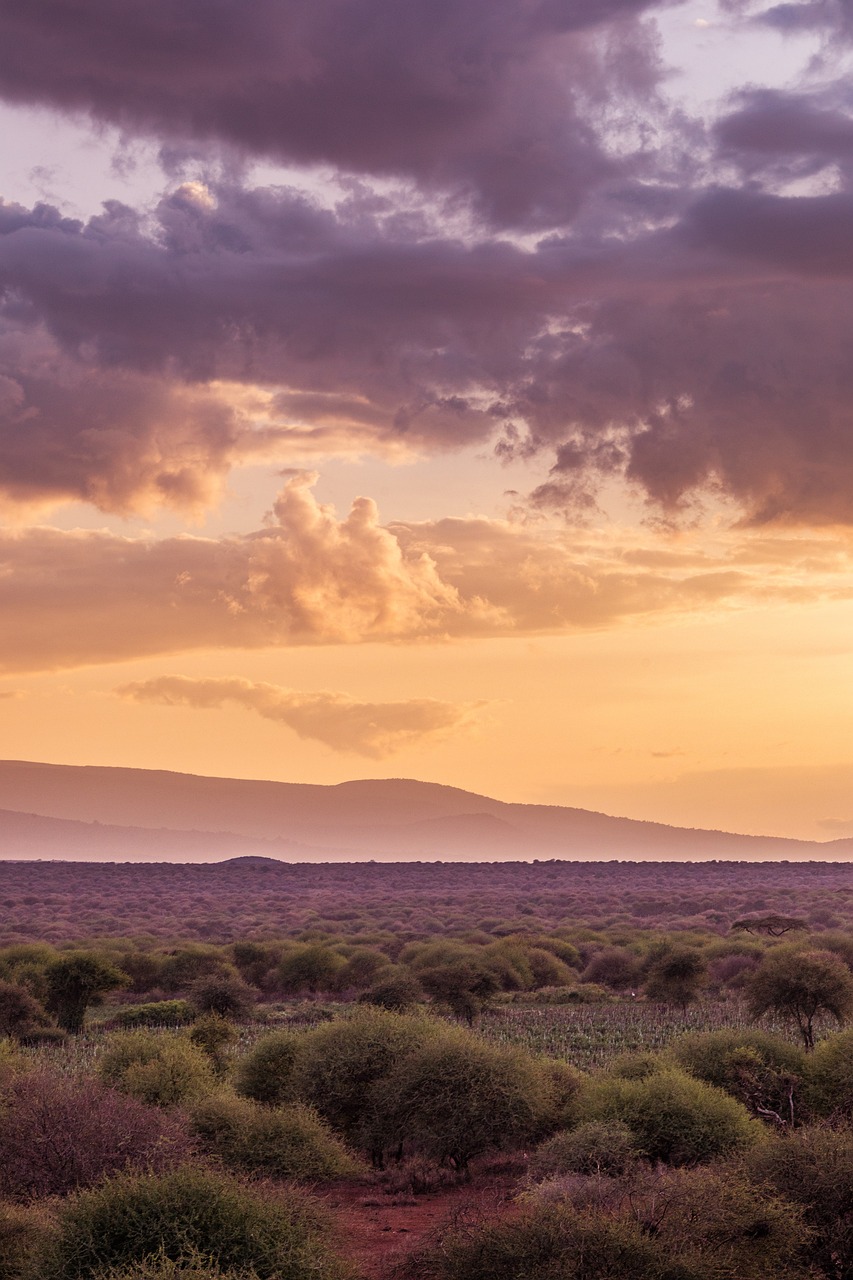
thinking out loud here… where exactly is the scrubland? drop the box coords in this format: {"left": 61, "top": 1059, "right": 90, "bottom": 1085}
{"left": 1, "top": 857, "right": 853, "bottom": 1277}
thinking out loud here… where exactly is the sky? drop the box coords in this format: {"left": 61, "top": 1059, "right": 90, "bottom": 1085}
{"left": 0, "top": 0, "right": 853, "bottom": 841}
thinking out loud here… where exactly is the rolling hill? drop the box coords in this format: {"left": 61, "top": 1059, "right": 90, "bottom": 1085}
{"left": 0, "top": 758, "right": 849, "bottom": 861}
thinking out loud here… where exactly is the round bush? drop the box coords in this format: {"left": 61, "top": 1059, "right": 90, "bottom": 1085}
{"left": 807, "top": 1027, "right": 853, "bottom": 1116}
{"left": 113, "top": 1003, "right": 195, "bottom": 1030}
{"left": 669, "top": 1028, "right": 806, "bottom": 1121}
{"left": 374, "top": 1030, "right": 550, "bottom": 1169}
{"left": 529, "top": 1121, "right": 638, "bottom": 1180}
{"left": 577, "top": 1068, "right": 761, "bottom": 1164}
{"left": 99, "top": 1032, "right": 216, "bottom": 1107}
{"left": 190, "top": 1094, "right": 361, "bottom": 1181}
{"left": 0, "top": 1201, "right": 51, "bottom": 1280}
{"left": 294, "top": 1009, "right": 439, "bottom": 1148}
{"left": 42, "top": 1166, "right": 345, "bottom": 1280}
{"left": 234, "top": 1030, "right": 301, "bottom": 1107}
{"left": 0, "top": 1069, "right": 191, "bottom": 1199}
{"left": 187, "top": 974, "right": 257, "bottom": 1021}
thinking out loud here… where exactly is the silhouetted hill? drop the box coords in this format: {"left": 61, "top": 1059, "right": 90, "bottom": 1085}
{"left": 0, "top": 759, "right": 850, "bottom": 861}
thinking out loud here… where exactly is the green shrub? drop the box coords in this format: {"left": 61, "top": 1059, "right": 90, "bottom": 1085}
{"left": 41, "top": 1166, "right": 345, "bottom": 1280}
{"left": 99, "top": 1032, "right": 216, "bottom": 1107}
{"left": 374, "top": 1029, "right": 550, "bottom": 1169}
{"left": 98, "top": 1252, "right": 258, "bottom": 1280}
{"left": 742, "top": 1124, "right": 853, "bottom": 1280}
{"left": 537, "top": 1057, "right": 584, "bottom": 1132}
{"left": 669, "top": 1029, "right": 806, "bottom": 1122}
{"left": 807, "top": 1027, "right": 853, "bottom": 1116}
{"left": 0, "top": 1201, "right": 51, "bottom": 1280}
{"left": 392, "top": 1200, "right": 693, "bottom": 1280}
{"left": 234, "top": 1030, "right": 302, "bottom": 1107}
{"left": 188, "top": 1016, "right": 237, "bottom": 1073}
{"left": 361, "top": 968, "right": 424, "bottom": 1011}
{"left": 187, "top": 974, "right": 256, "bottom": 1021}
{"left": 190, "top": 1094, "right": 361, "bottom": 1181}
{"left": 577, "top": 1068, "right": 761, "bottom": 1164}
{"left": 294, "top": 1009, "right": 438, "bottom": 1150}
{"left": 529, "top": 1122, "right": 638, "bottom": 1180}
{"left": 45, "top": 954, "right": 129, "bottom": 1034}
{"left": 113, "top": 1003, "right": 195, "bottom": 1030}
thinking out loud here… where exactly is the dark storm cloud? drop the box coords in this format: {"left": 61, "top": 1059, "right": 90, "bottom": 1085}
{"left": 715, "top": 90, "right": 853, "bottom": 175}
{"left": 0, "top": 0, "right": 671, "bottom": 230}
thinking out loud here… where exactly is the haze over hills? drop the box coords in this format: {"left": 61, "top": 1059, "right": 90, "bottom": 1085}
{"left": 0, "top": 759, "right": 851, "bottom": 862}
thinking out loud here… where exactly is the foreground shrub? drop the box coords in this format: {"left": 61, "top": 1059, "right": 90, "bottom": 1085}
{"left": 392, "top": 1201, "right": 693, "bottom": 1280}
{"left": 578, "top": 1068, "right": 761, "bottom": 1164}
{"left": 748, "top": 947, "right": 853, "bottom": 1050}
{"left": 99, "top": 1032, "right": 216, "bottom": 1107}
{"left": 0, "top": 1070, "right": 191, "bottom": 1199}
{"left": 743, "top": 1123, "right": 853, "bottom": 1279}
{"left": 294, "top": 1009, "right": 438, "bottom": 1151}
{"left": 669, "top": 1029, "right": 806, "bottom": 1123}
{"left": 0, "top": 1201, "right": 51, "bottom": 1280}
{"left": 97, "top": 1254, "right": 258, "bottom": 1280}
{"left": 374, "top": 1030, "right": 550, "bottom": 1169}
{"left": 113, "top": 1003, "right": 194, "bottom": 1030}
{"left": 42, "top": 1166, "right": 346, "bottom": 1280}
{"left": 187, "top": 974, "right": 257, "bottom": 1022}
{"left": 807, "top": 1027, "right": 853, "bottom": 1116}
{"left": 529, "top": 1122, "right": 638, "bottom": 1181}
{"left": 190, "top": 1095, "right": 361, "bottom": 1182}
{"left": 234, "top": 1031, "right": 301, "bottom": 1107}
{"left": 0, "top": 981, "right": 46, "bottom": 1039}
{"left": 188, "top": 1016, "right": 237, "bottom": 1074}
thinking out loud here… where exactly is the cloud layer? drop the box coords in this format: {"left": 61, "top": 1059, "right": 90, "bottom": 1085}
{"left": 116, "top": 675, "right": 479, "bottom": 757}
{"left": 0, "top": 473, "right": 848, "bottom": 674}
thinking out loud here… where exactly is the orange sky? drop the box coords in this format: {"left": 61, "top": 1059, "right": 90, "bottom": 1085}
{"left": 1, "top": 2, "right": 852, "bottom": 844}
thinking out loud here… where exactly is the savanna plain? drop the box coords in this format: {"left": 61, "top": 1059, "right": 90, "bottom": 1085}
{"left": 0, "top": 858, "right": 852, "bottom": 1279}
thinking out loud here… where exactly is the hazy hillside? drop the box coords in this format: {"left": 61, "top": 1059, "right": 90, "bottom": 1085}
{"left": 0, "top": 759, "right": 850, "bottom": 861}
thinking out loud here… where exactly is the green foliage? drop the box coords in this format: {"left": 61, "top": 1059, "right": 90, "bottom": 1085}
{"left": 0, "top": 981, "right": 46, "bottom": 1039}
{"left": 392, "top": 1200, "right": 695, "bottom": 1280}
{"left": 668, "top": 1029, "right": 806, "bottom": 1122}
{"left": 807, "top": 1027, "right": 853, "bottom": 1115}
{"left": 294, "top": 1008, "right": 438, "bottom": 1150}
{"left": 45, "top": 953, "right": 129, "bottom": 1034}
{"left": 742, "top": 1123, "right": 853, "bottom": 1280}
{"left": 374, "top": 1029, "right": 550, "bottom": 1169}
{"left": 99, "top": 1032, "right": 216, "bottom": 1107}
{"left": 0, "top": 1201, "right": 51, "bottom": 1280}
{"left": 158, "top": 948, "right": 230, "bottom": 993}
{"left": 97, "top": 1251, "right": 260, "bottom": 1280}
{"left": 113, "top": 1002, "right": 195, "bottom": 1030}
{"left": 361, "top": 967, "right": 424, "bottom": 1011}
{"left": 417, "top": 962, "right": 500, "bottom": 1025}
{"left": 748, "top": 947, "right": 853, "bottom": 1050}
{"left": 277, "top": 945, "right": 345, "bottom": 995}
{"left": 529, "top": 1121, "right": 638, "bottom": 1180}
{"left": 234, "top": 1030, "right": 301, "bottom": 1107}
{"left": 582, "top": 948, "right": 643, "bottom": 992}
{"left": 188, "top": 1015, "right": 237, "bottom": 1073}
{"left": 577, "top": 1068, "right": 761, "bottom": 1165}
{"left": 644, "top": 948, "right": 707, "bottom": 1010}
{"left": 190, "top": 1094, "right": 361, "bottom": 1181}
{"left": 40, "top": 1166, "right": 346, "bottom": 1280}
{"left": 187, "top": 974, "right": 256, "bottom": 1022}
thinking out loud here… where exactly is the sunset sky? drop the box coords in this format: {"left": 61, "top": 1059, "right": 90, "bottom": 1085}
{"left": 1, "top": 0, "right": 852, "bottom": 841}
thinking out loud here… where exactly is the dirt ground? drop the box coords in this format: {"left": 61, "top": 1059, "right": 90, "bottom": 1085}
{"left": 321, "top": 1164, "right": 523, "bottom": 1279}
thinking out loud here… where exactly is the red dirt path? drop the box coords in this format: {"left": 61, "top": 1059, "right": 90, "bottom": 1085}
{"left": 321, "top": 1168, "right": 522, "bottom": 1279}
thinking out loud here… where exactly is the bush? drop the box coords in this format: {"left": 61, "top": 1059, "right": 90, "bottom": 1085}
{"left": 537, "top": 1058, "right": 584, "bottom": 1132}
{"left": 190, "top": 1094, "right": 361, "bottom": 1182}
{"left": 669, "top": 1029, "right": 806, "bottom": 1123}
{"left": 374, "top": 1029, "right": 550, "bottom": 1169}
{"left": 525, "top": 948, "right": 576, "bottom": 989}
{"left": 748, "top": 947, "right": 853, "bottom": 1050}
{"left": 113, "top": 1002, "right": 195, "bottom": 1030}
{"left": 0, "top": 1069, "right": 190, "bottom": 1199}
{"left": 0, "top": 981, "right": 46, "bottom": 1039}
{"left": 581, "top": 948, "right": 643, "bottom": 992}
{"left": 742, "top": 1124, "right": 853, "bottom": 1279}
{"left": 529, "top": 1122, "right": 638, "bottom": 1180}
{"left": 41, "top": 1166, "right": 345, "bottom": 1280}
{"left": 807, "top": 1027, "right": 853, "bottom": 1116}
{"left": 234, "top": 1030, "right": 302, "bottom": 1107}
{"left": 361, "top": 968, "right": 424, "bottom": 1011}
{"left": 99, "top": 1032, "right": 216, "bottom": 1107}
{"left": 45, "top": 953, "right": 128, "bottom": 1034}
{"left": 294, "top": 1009, "right": 438, "bottom": 1151}
{"left": 96, "top": 1254, "right": 258, "bottom": 1280}
{"left": 188, "top": 1015, "right": 237, "bottom": 1073}
{"left": 392, "top": 1200, "right": 693, "bottom": 1280}
{"left": 0, "top": 1201, "right": 51, "bottom": 1280}
{"left": 187, "top": 974, "right": 257, "bottom": 1022}
{"left": 577, "top": 1068, "right": 761, "bottom": 1164}
{"left": 277, "top": 946, "right": 345, "bottom": 995}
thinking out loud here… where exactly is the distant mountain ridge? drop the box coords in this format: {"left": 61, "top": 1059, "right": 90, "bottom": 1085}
{"left": 0, "top": 758, "right": 849, "bottom": 862}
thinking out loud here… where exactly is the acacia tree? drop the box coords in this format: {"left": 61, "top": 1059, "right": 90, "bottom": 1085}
{"left": 748, "top": 948, "right": 853, "bottom": 1050}
{"left": 44, "top": 953, "right": 128, "bottom": 1033}
{"left": 644, "top": 948, "right": 707, "bottom": 1012}
{"left": 732, "top": 916, "right": 808, "bottom": 938}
